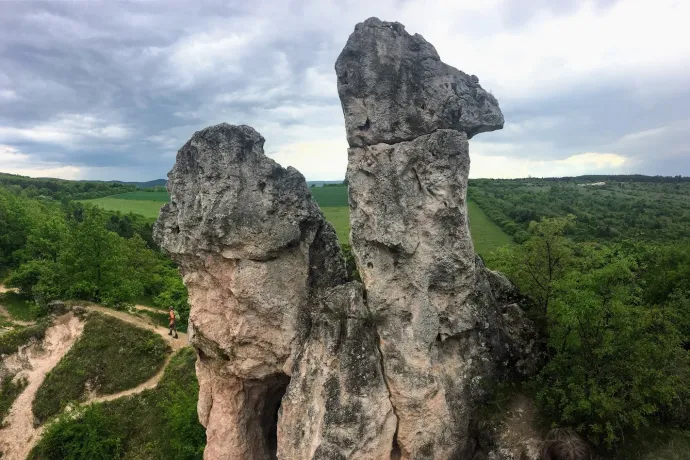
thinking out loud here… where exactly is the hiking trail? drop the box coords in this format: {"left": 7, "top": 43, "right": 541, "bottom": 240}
{"left": 0, "top": 313, "right": 84, "bottom": 460}
{"left": 0, "top": 292, "right": 190, "bottom": 458}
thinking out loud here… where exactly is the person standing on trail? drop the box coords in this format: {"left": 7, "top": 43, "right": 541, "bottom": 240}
{"left": 168, "top": 306, "right": 179, "bottom": 339}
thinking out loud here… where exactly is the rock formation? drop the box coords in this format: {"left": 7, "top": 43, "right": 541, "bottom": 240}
{"left": 154, "top": 124, "right": 395, "bottom": 459}
{"left": 155, "top": 17, "right": 533, "bottom": 460}
{"left": 336, "top": 17, "right": 533, "bottom": 459}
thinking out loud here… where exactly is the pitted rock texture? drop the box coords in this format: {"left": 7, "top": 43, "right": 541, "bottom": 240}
{"left": 335, "top": 17, "right": 504, "bottom": 148}
{"left": 155, "top": 123, "right": 391, "bottom": 460}
{"left": 279, "top": 282, "right": 396, "bottom": 460}
{"left": 339, "top": 17, "right": 534, "bottom": 459}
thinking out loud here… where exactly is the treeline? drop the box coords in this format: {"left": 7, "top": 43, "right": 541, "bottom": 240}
{"left": 486, "top": 216, "right": 690, "bottom": 452}
{"left": 0, "top": 186, "right": 189, "bottom": 324}
{"left": 0, "top": 172, "right": 139, "bottom": 201}
{"left": 468, "top": 178, "right": 690, "bottom": 243}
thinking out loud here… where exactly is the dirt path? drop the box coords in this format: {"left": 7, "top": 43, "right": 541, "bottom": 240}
{"left": 86, "top": 305, "right": 188, "bottom": 351}
{"left": 0, "top": 303, "right": 190, "bottom": 458}
{"left": 133, "top": 304, "right": 166, "bottom": 314}
{"left": 0, "top": 284, "right": 14, "bottom": 294}
{"left": 0, "top": 313, "right": 84, "bottom": 460}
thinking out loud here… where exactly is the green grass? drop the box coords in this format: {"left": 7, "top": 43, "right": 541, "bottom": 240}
{"left": 102, "top": 191, "right": 170, "bottom": 201}
{"left": 0, "top": 373, "right": 28, "bottom": 425}
{"left": 0, "top": 320, "right": 50, "bottom": 355}
{"left": 608, "top": 428, "right": 690, "bottom": 460}
{"left": 321, "top": 207, "right": 350, "bottom": 243}
{"left": 0, "top": 292, "right": 37, "bottom": 321}
{"left": 87, "top": 186, "right": 514, "bottom": 254}
{"left": 310, "top": 185, "right": 349, "bottom": 207}
{"left": 32, "top": 312, "right": 170, "bottom": 423}
{"left": 31, "top": 347, "right": 205, "bottom": 460}
{"left": 82, "top": 197, "right": 165, "bottom": 219}
{"left": 467, "top": 199, "right": 515, "bottom": 256}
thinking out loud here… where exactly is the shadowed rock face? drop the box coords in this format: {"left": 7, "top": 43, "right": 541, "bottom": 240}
{"left": 338, "top": 17, "right": 533, "bottom": 460}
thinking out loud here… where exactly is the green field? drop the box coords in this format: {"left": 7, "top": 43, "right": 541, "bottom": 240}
{"left": 85, "top": 185, "right": 514, "bottom": 252}
{"left": 467, "top": 200, "right": 515, "bottom": 255}
{"left": 83, "top": 196, "right": 166, "bottom": 219}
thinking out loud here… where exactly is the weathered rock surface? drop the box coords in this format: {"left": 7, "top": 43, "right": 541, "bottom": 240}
{"left": 154, "top": 16, "right": 534, "bottom": 460}
{"left": 278, "top": 282, "right": 396, "bottom": 460}
{"left": 154, "top": 124, "right": 389, "bottom": 459}
{"left": 336, "top": 17, "right": 504, "bottom": 148}
{"left": 338, "top": 17, "right": 534, "bottom": 459}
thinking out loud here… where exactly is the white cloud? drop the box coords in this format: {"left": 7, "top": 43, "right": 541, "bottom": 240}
{"left": 0, "top": 114, "right": 131, "bottom": 146}
{"left": 269, "top": 138, "right": 348, "bottom": 180}
{"left": 417, "top": 0, "right": 690, "bottom": 100}
{"left": 470, "top": 151, "right": 631, "bottom": 178}
{"left": 1, "top": 0, "right": 689, "bottom": 180}
{"left": 0, "top": 144, "right": 83, "bottom": 179}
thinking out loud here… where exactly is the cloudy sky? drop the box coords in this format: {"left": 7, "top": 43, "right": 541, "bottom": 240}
{"left": 1, "top": 0, "right": 689, "bottom": 181}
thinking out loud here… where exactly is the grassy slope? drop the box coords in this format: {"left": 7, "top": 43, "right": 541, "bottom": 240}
{"left": 31, "top": 347, "right": 205, "bottom": 460}
{"left": 0, "top": 320, "right": 50, "bottom": 355}
{"left": 0, "top": 292, "right": 37, "bottom": 321}
{"left": 86, "top": 186, "right": 514, "bottom": 252}
{"left": 0, "top": 374, "right": 28, "bottom": 425}
{"left": 467, "top": 199, "right": 515, "bottom": 256}
{"left": 82, "top": 197, "right": 164, "bottom": 219}
{"left": 32, "top": 312, "right": 170, "bottom": 423}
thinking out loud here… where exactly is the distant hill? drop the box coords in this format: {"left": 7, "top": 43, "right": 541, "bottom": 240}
{"left": 307, "top": 180, "right": 345, "bottom": 187}
{"left": 110, "top": 179, "right": 167, "bottom": 188}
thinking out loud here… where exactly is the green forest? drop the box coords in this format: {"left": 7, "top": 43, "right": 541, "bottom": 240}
{"left": 1, "top": 174, "right": 690, "bottom": 458}
{"left": 0, "top": 183, "right": 190, "bottom": 325}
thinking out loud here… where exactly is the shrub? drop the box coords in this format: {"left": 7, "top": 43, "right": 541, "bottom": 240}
{"left": 0, "top": 374, "right": 28, "bottom": 425}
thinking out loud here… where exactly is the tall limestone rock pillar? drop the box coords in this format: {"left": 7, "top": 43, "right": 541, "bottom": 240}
{"left": 154, "top": 124, "right": 350, "bottom": 459}
{"left": 336, "top": 18, "right": 531, "bottom": 459}
{"left": 154, "top": 123, "right": 396, "bottom": 460}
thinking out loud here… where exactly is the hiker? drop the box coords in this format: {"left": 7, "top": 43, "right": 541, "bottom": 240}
{"left": 168, "top": 306, "right": 178, "bottom": 339}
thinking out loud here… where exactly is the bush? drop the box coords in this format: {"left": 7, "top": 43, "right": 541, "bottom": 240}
{"left": 0, "top": 373, "right": 28, "bottom": 424}
{"left": 0, "top": 320, "right": 49, "bottom": 355}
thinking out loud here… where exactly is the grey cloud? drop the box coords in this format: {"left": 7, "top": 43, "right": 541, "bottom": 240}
{"left": 0, "top": 0, "right": 689, "bottom": 180}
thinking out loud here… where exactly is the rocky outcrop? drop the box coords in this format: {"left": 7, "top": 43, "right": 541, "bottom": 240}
{"left": 337, "top": 17, "right": 533, "bottom": 459}
{"left": 155, "top": 16, "right": 533, "bottom": 460}
{"left": 154, "top": 124, "right": 393, "bottom": 459}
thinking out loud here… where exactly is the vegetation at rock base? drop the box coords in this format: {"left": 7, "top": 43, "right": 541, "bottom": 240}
{"left": 30, "top": 347, "right": 205, "bottom": 460}
{"left": 32, "top": 312, "right": 169, "bottom": 423}
{"left": 0, "top": 373, "right": 28, "bottom": 425}
{"left": 476, "top": 177, "right": 690, "bottom": 454}
{"left": 0, "top": 320, "right": 50, "bottom": 355}
{"left": 5, "top": 172, "right": 690, "bottom": 457}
